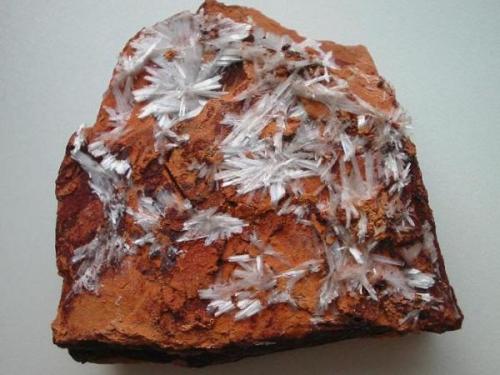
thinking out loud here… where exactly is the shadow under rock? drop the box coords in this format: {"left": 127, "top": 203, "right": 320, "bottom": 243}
{"left": 112, "top": 333, "right": 438, "bottom": 375}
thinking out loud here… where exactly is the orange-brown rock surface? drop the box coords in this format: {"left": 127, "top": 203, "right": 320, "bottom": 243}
{"left": 52, "top": 0, "right": 462, "bottom": 366}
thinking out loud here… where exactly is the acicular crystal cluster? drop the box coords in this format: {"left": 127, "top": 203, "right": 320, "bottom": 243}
{"left": 67, "top": 6, "right": 443, "bottom": 324}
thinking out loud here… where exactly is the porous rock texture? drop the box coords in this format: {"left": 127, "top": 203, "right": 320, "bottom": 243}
{"left": 52, "top": 0, "right": 463, "bottom": 366}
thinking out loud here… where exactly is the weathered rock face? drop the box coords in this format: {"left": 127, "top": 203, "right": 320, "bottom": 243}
{"left": 52, "top": 0, "right": 462, "bottom": 366}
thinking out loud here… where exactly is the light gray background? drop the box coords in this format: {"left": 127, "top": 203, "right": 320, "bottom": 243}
{"left": 1, "top": 1, "right": 499, "bottom": 374}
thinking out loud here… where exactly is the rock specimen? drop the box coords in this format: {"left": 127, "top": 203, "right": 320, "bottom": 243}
{"left": 52, "top": 0, "right": 463, "bottom": 366}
